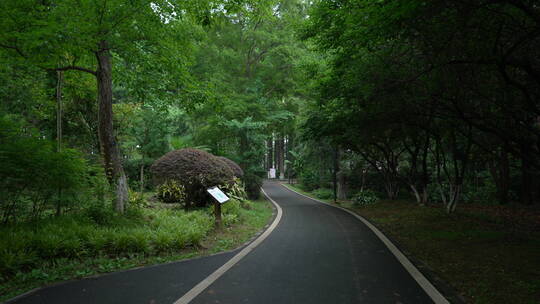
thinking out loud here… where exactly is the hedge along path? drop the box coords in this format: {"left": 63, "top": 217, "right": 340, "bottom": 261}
{"left": 173, "top": 188, "right": 283, "bottom": 304}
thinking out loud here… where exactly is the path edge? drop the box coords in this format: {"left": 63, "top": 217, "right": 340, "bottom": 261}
{"left": 173, "top": 187, "right": 283, "bottom": 304}
{"left": 279, "top": 183, "right": 450, "bottom": 304}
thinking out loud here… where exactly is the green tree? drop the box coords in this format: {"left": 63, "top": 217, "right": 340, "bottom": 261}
{"left": 0, "top": 0, "right": 220, "bottom": 212}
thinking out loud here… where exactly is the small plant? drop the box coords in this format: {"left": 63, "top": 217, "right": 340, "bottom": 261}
{"left": 128, "top": 190, "right": 149, "bottom": 208}
{"left": 313, "top": 188, "right": 334, "bottom": 200}
{"left": 352, "top": 190, "right": 379, "bottom": 207}
{"left": 222, "top": 178, "right": 248, "bottom": 201}
{"left": 156, "top": 180, "right": 186, "bottom": 204}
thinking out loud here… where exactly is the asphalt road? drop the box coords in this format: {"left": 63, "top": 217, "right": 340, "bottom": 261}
{"left": 8, "top": 180, "right": 437, "bottom": 304}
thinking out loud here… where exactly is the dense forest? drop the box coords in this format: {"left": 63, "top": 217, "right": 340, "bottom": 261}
{"left": 1, "top": 0, "right": 539, "bottom": 303}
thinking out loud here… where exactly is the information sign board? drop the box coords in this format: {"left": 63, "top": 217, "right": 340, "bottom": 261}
{"left": 207, "top": 186, "right": 229, "bottom": 204}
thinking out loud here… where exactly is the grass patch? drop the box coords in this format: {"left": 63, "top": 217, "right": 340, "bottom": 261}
{"left": 283, "top": 182, "right": 540, "bottom": 304}
{"left": 0, "top": 197, "right": 273, "bottom": 302}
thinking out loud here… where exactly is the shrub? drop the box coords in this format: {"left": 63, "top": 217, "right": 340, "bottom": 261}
{"left": 0, "top": 208, "right": 216, "bottom": 279}
{"left": 313, "top": 188, "right": 334, "bottom": 200}
{"left": 352, "top": 190, "right": 379, "bottom": 207}
{"left": 123, "top": 158, "right": 155, "bottom": 190}
{"left": 0, "top": 114, "right": 92, "bottom": 223}
{"left": 155, "top": 180, "right": 186, "bottom": 204}
{"left": 299, "top": 169, "right": 319, "bottom": 191}
{"left": 217, "top": 156, "right": 244, "bottom": 178}
{"left": 85, "top": 204, "right": 116, "bottom": 226}
{"left": 150, "top": 148, "right": 235, "bottom": 207}
{"left": 242, "top": 169, "right": 265, "bottom": 199}
{"left": 222, "top": 178, "right": 248, "bottom": 201}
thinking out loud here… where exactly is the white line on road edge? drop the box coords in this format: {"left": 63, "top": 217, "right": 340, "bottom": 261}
{"left": 280, "top": 184, "right": 450, "bottom": 304}
{"left": 173, "top": 188, "right": 283, "bottom": 304}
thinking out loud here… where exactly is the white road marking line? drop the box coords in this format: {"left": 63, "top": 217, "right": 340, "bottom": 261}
{"left": 173, "top": 188, "right": 283, "bottom": 304}
{"left": 280, "top": 183, "right": 450, "bottom": 304}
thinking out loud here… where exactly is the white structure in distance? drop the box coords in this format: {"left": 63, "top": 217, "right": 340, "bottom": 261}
{"left": 268, "top": 168, "right": 276, "bottom": 179}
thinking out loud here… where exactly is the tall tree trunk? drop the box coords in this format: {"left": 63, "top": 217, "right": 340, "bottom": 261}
{"left": 267, "top": 137, "right": 273, "bottom": 170}
{"left": 56, "top": 71, "right": 63, "bottom": 153}
{"left": 274, "top": 137, "right": 278, "bottom": 178}
{"left": 520, "top": 145, "right": 534, "bottom": 205}
{"left": 489, "top": 148, "right": 510, "bottom": 204}
{"left": 56, "top": 71, "right": 63, "bottom": 217}
{"left": 278, "top": 136, "right": 285, "bottom": 179}
{"left": 139, "top": 161, "right": 145, "bottom": 193}
{"left": 96, "top": 40, "right": 128, "bottom": 213}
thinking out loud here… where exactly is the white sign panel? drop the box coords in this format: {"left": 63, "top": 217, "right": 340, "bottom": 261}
{"left": 268, "top": 168, "right": 276, "bottom": 179}
{"left": 207, "top": 186, "right": 230, "bottom": 204}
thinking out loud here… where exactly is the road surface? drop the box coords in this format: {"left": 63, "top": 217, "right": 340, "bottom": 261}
{"left": 8, "top": 180, "right": 440, "bottom": 304}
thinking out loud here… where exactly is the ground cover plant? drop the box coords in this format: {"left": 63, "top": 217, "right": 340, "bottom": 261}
{"left": 0, "top": 197, "right": 273, "bottom": 302}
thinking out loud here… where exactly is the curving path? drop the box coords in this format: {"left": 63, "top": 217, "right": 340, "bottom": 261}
{"left": 8, "top": 180, "right": 444, "bottom": 304}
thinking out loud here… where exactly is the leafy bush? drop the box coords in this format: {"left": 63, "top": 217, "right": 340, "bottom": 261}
{"left": 352, "top": 190, "right": 379, "bottom": 207}
{"left": 150, "top": 148, "right": 235, "bottom": 207}
{"left": 313, "top": 188, "right": 334, "bottom": 200}
{"left": 242, "top": 169, "right": 265, "bottom": 200}
{"left": 0, "top": 208, "right": 214, "bottom": 278}
{"left": 217, "top": 156, "right": 244, "bottom": 177}
{"left": 123, "top": 158, "right": 155, "bottom": 190}
{"left": 84, "top": 204, "right": 116, "bottom": 226}
{"left": 222, "top": 178, "right": 248, "bottom": 201}
{"left": 221, "top": 199, "right": 242, "bottom": 226}
{"left": 299, "top": 169, "right": 319, "bottom": 191}
{"left": 155, "top": 180, "right": 186, "bottom": 204}
{"left": 0, "top": 114, "right": 92, "bottom": 223}
{"left": 128, "top": 190, "right": 150, "bottom": 209}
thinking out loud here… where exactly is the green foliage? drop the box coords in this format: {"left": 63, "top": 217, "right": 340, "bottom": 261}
{"left": 0, "top": 208, "right": 214, "bottom": 279}
{"left": 221, "top": 199, "right": 242, "bottom": 227}
{"left": 243, "top": 170, "right": 265, "bottom": 200}
{"left": 156, "top": 180, "right": 187, "bottom": 205}
{"left": 301, "top": 0, "right": 540, "bottom": 209}
{"left": 312, "top": 188, "right": 334, "bottom": 200}
{"left": 352, "top": 190, "right": 379, "bottom": 207}
{"left": 123, "top": 158, "right": 155, "bottom": 190}
{"left": 0, "top": 115, "right": 93, "bottom": 223}
{"left": 299, "top": 169, "right": 320, "bottom": 191}
{"left": 222, "top": 178, "right": 248, "bottom": 201}
{"left": 128, "top": 191, "right": 149, "bottom": 209}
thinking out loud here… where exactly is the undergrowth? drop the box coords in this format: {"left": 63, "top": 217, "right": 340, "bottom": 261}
{"left": 0, "top": 198, "right": 272, "bottom": 302}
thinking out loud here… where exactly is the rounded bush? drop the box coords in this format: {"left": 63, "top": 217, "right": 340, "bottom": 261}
{"left": 150, "top": 148, "right": 235, "bottom": 207}
{"left": 217, "top": 157, "right": 244, "bottom": 177}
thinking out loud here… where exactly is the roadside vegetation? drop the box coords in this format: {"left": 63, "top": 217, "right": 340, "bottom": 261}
{"left": 0, "top": 197, "right": 272, "bottom": 302}
{"left": 1, "top": 0, "right": 297, "bottom": 301}
{"left": 1, "top": 1, "right": 539, "bottom": 303}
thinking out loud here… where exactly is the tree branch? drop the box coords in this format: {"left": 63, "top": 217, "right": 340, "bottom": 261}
{"left": 54, "top": 65, "right": 97, "bottom": 76}
{"left": 0, "top": 43, "right": 27, "bottom": 58}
